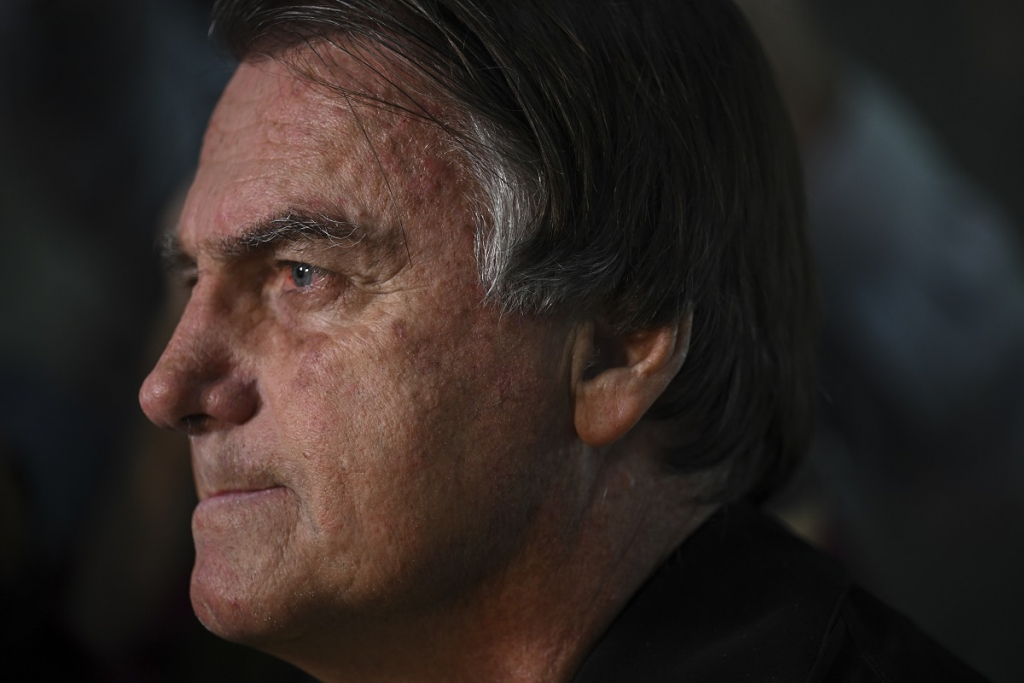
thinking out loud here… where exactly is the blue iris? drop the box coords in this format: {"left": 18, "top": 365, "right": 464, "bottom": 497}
{"left": 291, "top": 263, "right": 314, "bottom": 288}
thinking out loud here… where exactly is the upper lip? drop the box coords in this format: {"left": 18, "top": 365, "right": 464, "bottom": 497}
{"left": 192, "top": 445, "right": 282, "bottom": 501}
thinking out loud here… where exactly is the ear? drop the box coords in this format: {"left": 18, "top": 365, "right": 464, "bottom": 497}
{"left": 572, "top": 314, "right": 692, "bottom": 448}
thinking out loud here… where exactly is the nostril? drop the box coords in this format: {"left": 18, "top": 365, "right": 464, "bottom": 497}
{"left": 138, "top": 293, "right": 259, "bottom": 431}
{"left": 181, "top": 413, "right": 213, "bottom": 436}
{"left": 140, "top": 371, "right": 259, "bottom": 432}
{"left": 138, "top": 314, "right": 258, "bottom": 431}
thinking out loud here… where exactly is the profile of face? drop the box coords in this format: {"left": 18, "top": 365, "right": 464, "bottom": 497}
{"left": 139, "top": 51, "right": 585, "bottom": 650}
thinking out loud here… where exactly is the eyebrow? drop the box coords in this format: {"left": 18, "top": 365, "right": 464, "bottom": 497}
{"left": 160, "top": 209, "right": 407, "bottom": 274}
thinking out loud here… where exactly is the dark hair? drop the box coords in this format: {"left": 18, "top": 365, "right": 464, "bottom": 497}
{"left": 209, "top": 0, "right": 818, "bottom": 503}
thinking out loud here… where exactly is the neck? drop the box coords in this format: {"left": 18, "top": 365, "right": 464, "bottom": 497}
{"left": 271, "top": 448, "right": 714, "bottom": 683}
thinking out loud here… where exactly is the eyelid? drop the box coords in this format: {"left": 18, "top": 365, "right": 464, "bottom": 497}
{"left": 271, "top": 237, "right": 335, "bottom": 258}
{"left": 160, "top": 247, "right": 198, "bottom": 284}
{"left": 169, "top": 263, "right": 199, "bottom": 289}
{"left": 278, "top": 259, "right": 329, "bottom": 273}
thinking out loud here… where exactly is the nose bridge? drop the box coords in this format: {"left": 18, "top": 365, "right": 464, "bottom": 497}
{"left": 140, "top": 278, "right": 259, "bottom": 431}
{"left": 167, "top": 286, "right": 237, "bottom": 380}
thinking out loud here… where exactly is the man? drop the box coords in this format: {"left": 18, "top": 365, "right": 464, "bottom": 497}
{"left": 139, "top": 0, "right": 986, "bottom": 680}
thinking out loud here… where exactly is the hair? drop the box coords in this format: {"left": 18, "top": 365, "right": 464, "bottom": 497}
{"left": 209, "top": 0, "right": 819, "bottom": 504}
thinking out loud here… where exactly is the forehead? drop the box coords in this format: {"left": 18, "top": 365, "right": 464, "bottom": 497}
{"left": 181, "top": 47, "right": 472, "bottom": 251}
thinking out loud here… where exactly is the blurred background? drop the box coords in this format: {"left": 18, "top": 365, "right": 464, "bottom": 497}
{"left": 1, "top": 0, "right": 1022, "bottom": 680}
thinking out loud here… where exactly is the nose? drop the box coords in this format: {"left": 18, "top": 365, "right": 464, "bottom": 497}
{"left": 139, "top": 293, "right": 259, "bottom": 434}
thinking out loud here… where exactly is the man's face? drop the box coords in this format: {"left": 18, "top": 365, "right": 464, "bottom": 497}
{"left": 140, "top": 53, "right": 579, "bottom": 646}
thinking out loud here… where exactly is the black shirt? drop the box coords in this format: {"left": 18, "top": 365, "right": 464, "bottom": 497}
{"left": 572, "top": 504, "right": 988, "bottom": 682}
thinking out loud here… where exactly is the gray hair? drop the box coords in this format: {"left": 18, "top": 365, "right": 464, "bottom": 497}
{"left": 210, "top": 0, "right": 819, "bottom": 503}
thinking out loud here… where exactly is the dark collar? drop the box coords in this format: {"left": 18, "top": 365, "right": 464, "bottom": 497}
{"left": 572, "top": 504, "right": 850, "bottom": 682}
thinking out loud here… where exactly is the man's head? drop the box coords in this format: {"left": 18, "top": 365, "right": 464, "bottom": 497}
{"left": 208, "top": 0, "right": 814, "bottom": 500}
{"left": 139, "top": 0, "right": 815, "bottom": 678}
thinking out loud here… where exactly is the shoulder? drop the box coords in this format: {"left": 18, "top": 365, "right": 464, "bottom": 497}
{"left": 572, "top": 504, "right": 988, "bottom": 683}
{"left": 814, "top": 585, "right": 989, "bottom": 682}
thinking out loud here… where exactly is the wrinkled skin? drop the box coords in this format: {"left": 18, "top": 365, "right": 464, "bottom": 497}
{"left": 139, "top": 55, "right": 584, "bottom": 649}
{"left": 139, "top": 47, "right": 708, "bottom": 683}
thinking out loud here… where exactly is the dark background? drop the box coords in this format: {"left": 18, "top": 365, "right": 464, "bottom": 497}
{"left": 1, "top": 1, "right": 1022, "bottom": 680}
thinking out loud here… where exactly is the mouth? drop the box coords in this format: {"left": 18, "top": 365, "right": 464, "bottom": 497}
{"left": 196, "top": 485, "right": 288, "bottom": 510}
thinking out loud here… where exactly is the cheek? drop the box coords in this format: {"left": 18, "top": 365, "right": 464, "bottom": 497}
{"left": 257, "top": 296, "right": 569, "bottom": 546}
{"left": 280, "top": 341, "right": 359, "bottom": 447}
{"left": 268, "top": 322, "right": 450, "bottom": 511}
{"left": 278, "top": 328, "right": 469, "bottom": 581}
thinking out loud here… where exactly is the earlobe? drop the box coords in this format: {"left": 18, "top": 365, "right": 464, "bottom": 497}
{"left": 573, "top": 314, "right": 692, "bottom": 447}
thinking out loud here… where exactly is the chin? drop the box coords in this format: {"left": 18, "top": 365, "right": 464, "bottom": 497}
{"left": 189, "top": 542, "right": 304, "bottom": 646}
{"left": 188, "top": 486, "right": 311, "bottom": 642}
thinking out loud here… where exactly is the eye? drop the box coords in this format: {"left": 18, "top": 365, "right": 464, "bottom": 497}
{"left": 274, "top": 260, "right": 342, "bottom": 304}
{"left": 290, "top": 262, "right": 315, "bottom": 288}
